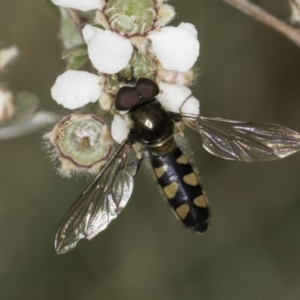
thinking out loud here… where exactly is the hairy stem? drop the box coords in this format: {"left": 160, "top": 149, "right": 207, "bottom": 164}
{"left": 222, "top": 0, "right": 300, "bottom": 47}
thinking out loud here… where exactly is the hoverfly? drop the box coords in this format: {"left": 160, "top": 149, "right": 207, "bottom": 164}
{"left": 55, "top": 78, "right": 300, "bottom": 254}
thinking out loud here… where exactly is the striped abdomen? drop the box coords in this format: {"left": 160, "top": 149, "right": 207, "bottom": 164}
{"left": 150, "top": 146, "right": 210, "bottom": 232}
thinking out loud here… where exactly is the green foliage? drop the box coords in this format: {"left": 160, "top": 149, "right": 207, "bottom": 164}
{"left": 45, "top": 0, "right": 60, "bottom": 15}
{"left": 62, "top": 45, "right": 89, "bottom": 70}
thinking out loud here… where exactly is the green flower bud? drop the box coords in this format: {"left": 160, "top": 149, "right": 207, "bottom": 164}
{"left": 104, "top": 0, "right": 156, "bottom": 36}
{"left": 45, "top": 114, "right": 114, "bottom": 176}
{"left": 105, "top": 50, "right": 156, "bottom": 95}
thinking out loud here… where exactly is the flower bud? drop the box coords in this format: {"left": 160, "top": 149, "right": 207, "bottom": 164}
{"left": 290, "top": 0, "right": 300, "bottom": 25}
{"left": 105, "top": 50, "right": 156, "bottom": 96}
{"left": 155, "top": 4, "right": 175, "bottom": 28}
{"left": 45, "top": 114, "right": 114, "bottom": 176}
{"left": 104, "top": 0, "right": 157, "bottom": 36}
{"left": 0, "top": 87, "right": 14, "bottom": 122}
{"left": 156, "top": 62, "right": 195, "bottom": 86}
{"left": 0, "top": 46, "right": 19, "bottom": 72}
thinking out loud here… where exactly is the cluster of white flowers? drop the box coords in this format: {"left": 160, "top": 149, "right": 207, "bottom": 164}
{"left": 0, "top": 46, "right": 55, "bottom": 140}
{"left": 49, "top": 0, "right": 202, "bottom": 174}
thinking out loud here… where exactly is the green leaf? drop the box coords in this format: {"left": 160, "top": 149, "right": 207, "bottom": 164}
{"left": 63, "top": 44, "right": 88, "bottom": 59}
{"left": 45, "top": 0, "right": 60, "bottom": 15}
{"left": 62, "top": 44, "right": 89, "bottom": 70}
{"left": 59, "top": 8, "right": 84, "bottom": 49}
{"left": 67, "top": 55, "right": 89, "bottom": 70}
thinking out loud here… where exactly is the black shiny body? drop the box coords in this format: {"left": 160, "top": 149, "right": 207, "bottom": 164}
{"left": 129, "top": 99, "right": 210, "bottom": 232}
{"left": 55, "top": 77, "right": 300, "bottom": 254}
{"left": 130, "top": 99, "right": 174, "bottom": 146}
{"left": 150, "top": 146, "right": 209, "bottom": 232}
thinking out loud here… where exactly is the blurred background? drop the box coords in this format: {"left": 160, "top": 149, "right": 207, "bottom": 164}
{"left": 1, "top": 0, "right": 300, "bottom": 299}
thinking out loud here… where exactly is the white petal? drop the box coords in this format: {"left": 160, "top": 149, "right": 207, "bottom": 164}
{"left": 181, "top": 96, "right": 200, "bottom": 115}
{"left": 0, "top": 46, "right": 19, "bottom": 70}
{"left": 178, "top": 22, "right": 198, "bottom": 38}
{"left": 82, "top": 24, "right": 102, "bottom": 44}
{"left": 0, "top": 88, "right": 14, "bottom": 121}
{"left": 156, "top": 62, "right": 195, "bottom": 86}
{"left": 111, "top": 115, "right": 129, "bottom": 144}
{"left": 157, "top": 82, "right": 199, "bottom": 115}
{"left": 148, "top": 25, "right": 200, "bottom": 72}
{"left": 51, "top": 0, "right": 104, "bottom": 11}
{"left": 82, "top": 25, "right": 133, "bottom": 74}
{"left": 51, "top": 70, "right": 102, "bottom": 109}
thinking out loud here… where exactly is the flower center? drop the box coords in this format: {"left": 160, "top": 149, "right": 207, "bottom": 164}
{"left": 105, "top": 0, "right": 156, "bottom": 36}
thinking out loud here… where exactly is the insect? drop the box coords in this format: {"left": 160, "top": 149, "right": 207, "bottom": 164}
{"left": 55, "top": 78, "right": 300, "bottom": 254}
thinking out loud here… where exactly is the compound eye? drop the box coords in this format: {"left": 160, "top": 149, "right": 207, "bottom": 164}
{"left": 115, "top": 86, "right": 139, "bottom": 111}
{"left": 135, "top": 78, "right": 159, "bottom": 100}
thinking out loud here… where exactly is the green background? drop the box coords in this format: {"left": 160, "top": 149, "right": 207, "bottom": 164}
{"left": 1, "top": 0, "right": 300, "bottom": 299}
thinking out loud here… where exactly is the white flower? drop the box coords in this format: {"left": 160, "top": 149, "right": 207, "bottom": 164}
{"left": 178, "top": 22, "right": 198, "bottom": 38}
{"left": 0, "top": 46, "right": 19, "bottom": 71}
{"left": 148, "top": 24, "right": 200, "bottom": 72}
{"left": 51, "top": 70, "right": 103, "bottom": 109}
{"left": 82, "top": 22, "right": 199, "bottom": 74}
{"left": 51, "top": 0, "right": 105, "bottom": 11}
{"left": 157, "top": 82, "right": 200, "bottom": 115}
{"left": 82, "top": 25, "right": 133, "bottom": 74}
{"left": 111, "top": 115, "right": 130, "bottom": 144}
{"left": 0, "top": 88, "right": 14, "bottom": 121}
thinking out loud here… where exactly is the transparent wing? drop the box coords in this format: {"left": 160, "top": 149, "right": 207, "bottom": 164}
{"left": 183, "top": 115, "right": 300, "bottom": 161}
{"left": 55, "top": 138, "right": 141, "bottom": 254}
